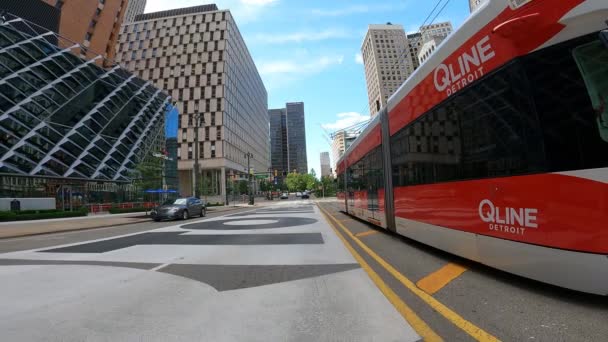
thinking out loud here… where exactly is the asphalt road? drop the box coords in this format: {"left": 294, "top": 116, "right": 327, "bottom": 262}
{"left": 3, "top": 198, "right": 606, "bottom": 341}
{"left": 317, "top": 200, "right": 608, "bottom": 342}
{"left": 0, "top": 200, "right": 419, "bottom": 342}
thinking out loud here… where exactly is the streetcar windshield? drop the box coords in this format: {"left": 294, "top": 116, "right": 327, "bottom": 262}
{"left": 573, "top": 39, "right": 608, "bottom": 142}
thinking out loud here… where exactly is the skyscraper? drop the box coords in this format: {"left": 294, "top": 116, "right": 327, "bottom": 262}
{"left": 269, "top": 102, "right": 308, "bottom": 176}
{"left": 469, "top": 0, "right": 488, "bottom": 12}
{"left": 286, "top": 102, "right": 308, "bottom": 174}
{"left": 116, "top": 4, "right": 270, "bottom": 203}
{"left": 361, "top": 24, "right": 413, "bottom": 116}
{"left": 361, "top": 22, "right": 453, "bottom": 115}
{"left": 123, "top": 0, "right": 147, "bottom": 23}
{"left": 269, "top": 108, "right": 287, "bottom": 180}
{"left": 40, "top": 0, "right": 127, "bottom": 63}
{"left": 320, "top": 152, "right": 331, "bottom": 178}
{"left": 418, "top": 22, "right": 453, "bottom": 64}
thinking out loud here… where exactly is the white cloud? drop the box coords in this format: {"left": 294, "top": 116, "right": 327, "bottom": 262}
{"left": 145, "top": 0, "right": 278, "bottom": 24}
{"left": 241, "top": 0, "right": 278, "bottom": 4}
{"left": 321, "top": 112, "right": 370, "bottom": 131}
{"left": 355, "top": 53, "right": 363, "bottom": 65}
{"left": 252, "top": 28, "right": 352, "bottom": 44}
{"left": 259, "top": 55, "right": 344, "bottom": 75}
{"left": 311, "top": 5, "right": 371, "bottom": 17}
{"left": 311, "top": 3, "right": 408, "bottom": 17}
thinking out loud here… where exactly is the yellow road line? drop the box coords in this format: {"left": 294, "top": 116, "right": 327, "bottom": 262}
{"left": 355, "top": 230, "right": 380, "bottom": 238}
{"left": 416, "top": 263, "right": 468, "bottom": 295}
{"left": 338, "top": 218, "right": 354, "bottom": 222}
{"left": 319, "top": 208, "right": 442, "bottom": 342}
{"left": 319, "top": 206, "right": 500, "bottom": 342}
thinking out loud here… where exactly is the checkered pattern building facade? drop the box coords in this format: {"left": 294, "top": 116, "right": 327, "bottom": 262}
{"left": 116, "top": 5, "right": 269, "bottom": 200}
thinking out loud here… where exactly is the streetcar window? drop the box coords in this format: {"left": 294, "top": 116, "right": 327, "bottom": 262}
{"left": 524, "top": 34, "right": 608, "bottom": 171}
{"left": 572, "top": 41, "right": 608, "bottom": 143}
{"left": 390, "top": 61, "right": 544, "bottom": 187}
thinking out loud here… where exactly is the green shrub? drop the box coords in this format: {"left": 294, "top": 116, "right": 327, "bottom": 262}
{"left": 0, "top": 211, "right": 17, "bottom": 220}
{"left": 15, "top": 209, "right": 63, "bottom": 215}
{"left": 108, "top": 207, "right": 149, "bottom": 214}
{"left": 0, "top": 208, "right": 88, "bottom": 222}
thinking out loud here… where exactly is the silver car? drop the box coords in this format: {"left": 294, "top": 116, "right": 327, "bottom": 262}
{"left": 151, "top": 197, "right": 206, "bottom": 221}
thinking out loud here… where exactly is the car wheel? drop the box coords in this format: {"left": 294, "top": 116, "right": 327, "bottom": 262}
{"left": 182, "top": 210, "right": 189, "bottom": 220}
{"left": 202, "top": 208, "right": 207, "bottom": 217}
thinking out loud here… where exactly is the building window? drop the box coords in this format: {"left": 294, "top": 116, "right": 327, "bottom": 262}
{"left": 211, "top": 141, "right": 216, "bottom": 158}
{"left": 216, "top": 127, "right": 221, "bottom": 140}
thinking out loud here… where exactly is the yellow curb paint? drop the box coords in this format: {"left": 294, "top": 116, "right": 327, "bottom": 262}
{"left": 417, "top": 263, "right": 468, "bottom": 295}
{"left": 319, "top": 208, "right": 442, "bottom": 342}
{"left": 355, "top": 230, "right": 381, "bottom": 238}
{"left": 319, "top": 205, "right": 500, "bottom": 342}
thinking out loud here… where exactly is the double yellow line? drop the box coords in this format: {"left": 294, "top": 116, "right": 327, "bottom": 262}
{"left": 318, "top": 205, "right": 499, "bottom": 342}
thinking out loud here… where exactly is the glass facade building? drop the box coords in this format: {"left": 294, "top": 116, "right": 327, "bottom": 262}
{"left": 0, "top": 13, "right": 171, "bottom": 204}
{"left": 269, "top": 108, "right": 287, "bottom": 176}
{"left": 286, "top": 102, "right": 308, "bottom": 174}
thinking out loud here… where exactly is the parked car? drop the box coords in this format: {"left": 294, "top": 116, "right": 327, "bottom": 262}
{"left": 301, "top": 193, "right": 310, "bottom": 199}
{"left": 280, "top": 193, "right": 289, "bottom": 199}
{"left": 296, "top": 192, "right": 302, "bottom": 197}
{"left": 151, "top": 197, "right": 206, "bottom": 221}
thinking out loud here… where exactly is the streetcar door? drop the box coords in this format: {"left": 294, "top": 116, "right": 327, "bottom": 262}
{"left": 366, "top": 147, "right": 383, "bottom": 225}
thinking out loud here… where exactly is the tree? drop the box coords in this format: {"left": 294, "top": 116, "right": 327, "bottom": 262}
{"left": 310, "top": 168, "right": 317, "bottom": 179}
{"left": 304, "top": 173, "right": 317, "bottom": 190}
{"left": 285, "top": 173, "right": 299, "bottom": 192}
{"left": 132, "top": 158, "right": 163, "bottom": 192}
{"left": 320, "top": 176, "right": 337, "bottom": 196}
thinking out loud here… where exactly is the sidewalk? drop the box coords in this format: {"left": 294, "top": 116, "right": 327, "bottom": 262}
{"left": 0, "top": 205, "right": 249, "bottom": 240}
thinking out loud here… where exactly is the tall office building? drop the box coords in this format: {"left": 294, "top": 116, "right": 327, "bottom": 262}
{"left": 116, "top": 4, "right": 269, "bottom": 202}
{"left": 123, "top": 0, "right": 147, "bottom": 23}
{"left": 470, "top": 0, "right": 488, "bottom": 12}
{"left": 331, "top": 131, "right": 358, "bottom": 173}
{"left": 406, "top": 32, "right": 423, "bottom": 71}
{"left": 286, "top": 102, "right": 308, "bottom": 174}
{"left": 320, "top": 152, "right": 331, "bottom": 178}
{"left": 269, "top": 102, "right": 308, "bottom": 175}
{"left": 40, "top": 0, "right": 127, "bottom": 63}
{"left": 269, "top": 108, "right": 287, "bottom": 181}
{"left": 418, "top": 22, "right": 453, "bottom": 64}
{"left": 361, "top": 24, "right": 413, "bottom": 116}
{"left": 361, "top": 22, "right": 453, "bottom": 115}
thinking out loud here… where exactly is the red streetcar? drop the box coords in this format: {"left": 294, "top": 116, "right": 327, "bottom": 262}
{"left": 336, "top": 0, "right": 608, "bottom": 294}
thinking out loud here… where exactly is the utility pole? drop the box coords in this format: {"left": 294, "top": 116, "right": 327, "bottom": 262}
{"left": 193, "top": 113, "right": 203, "bottom": 198}
{"left": 245, "top": 152, "right": 254, "bottom": 205}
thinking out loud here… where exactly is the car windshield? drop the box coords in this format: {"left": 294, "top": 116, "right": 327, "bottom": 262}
{"left": 173, "top": 199, "right": 187, "bottom": 205}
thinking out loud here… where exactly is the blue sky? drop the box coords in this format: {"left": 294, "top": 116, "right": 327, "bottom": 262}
{"left": 145, "top": 0, "right": 471, "bottom": 176}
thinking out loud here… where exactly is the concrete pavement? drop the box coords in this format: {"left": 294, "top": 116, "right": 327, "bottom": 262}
{"left": 0, "top": 200, "right": 420, "bottom": 342}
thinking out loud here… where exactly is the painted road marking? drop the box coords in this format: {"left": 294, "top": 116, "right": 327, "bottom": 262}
{"left": 319, "top": 205, "right": 500, "bottom": 342}
{"left": 416, "top": 263, "right": 468, "bottom": 295}
{"left": 319, "top": 208, "right": 441, "bottom": 342}
{"left": 355, "top": 230, "right": 380, "bottom": 238}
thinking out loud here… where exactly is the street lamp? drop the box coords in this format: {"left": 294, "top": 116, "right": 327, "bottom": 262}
{"left": 244, "top": 152, "right": 254, "bottom": 205}
{"left": 193, "top": 113, "right": 203, "bottom": 198}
